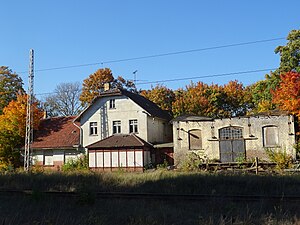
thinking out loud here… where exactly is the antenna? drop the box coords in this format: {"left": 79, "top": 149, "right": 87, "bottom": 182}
{"left": 24, "top": 49, "right": 34, "bottom": 171}
{"left": 133, "top": 70, "right": 138, "bottom": 85}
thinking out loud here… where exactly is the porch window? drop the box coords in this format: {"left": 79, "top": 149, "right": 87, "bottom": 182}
{"left": 263, "top": 126, "right": 279, "bottom": 147}
{"left": 113, "top": 120, "right": 121, "bottom": 134}
{"left": 129, "top": 119, "right": 138, "bottom": 133}
{"left": 89, "top": 122, "right": 98, "bottom": 135}
{"left": 188, "top": 129, "right": 202, "bottom": 150}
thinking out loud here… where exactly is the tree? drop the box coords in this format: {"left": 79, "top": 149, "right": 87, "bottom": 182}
{"left": 80, "top": 68, "right": 136, "bottom": 105}
{"left": 140, "top": 85, "right": 175, "bottom": 111}
{"left": 0, "top": 94, "right": 43, "bottom": 169}
{"left": 43, "top": 82, "right": 83, "bottom": 117}
{"left": 222, "top": 80, "right": 252, "bottom": 116}
{"left": 0, "top": 66, "right": 24, "bottom": 114}
{"left": 275, "top": 29, "right": 300, "bottom": 74}
{"left": 172, "top": 82, "right": 221, "bottom": 118}
{"left": 272, "top": 71, "right": 300, "bottom": 117}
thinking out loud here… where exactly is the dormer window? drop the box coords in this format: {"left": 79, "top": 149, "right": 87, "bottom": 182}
{"left": 109, "top": 99, "right": 115, "bottom": 109}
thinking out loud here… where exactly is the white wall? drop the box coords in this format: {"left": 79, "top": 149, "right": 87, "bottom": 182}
{"left": 89, "top": 150, "right": 150, "bottom": 168}
{"left": 81, "top": 95, "right": 171, "bottom": 147}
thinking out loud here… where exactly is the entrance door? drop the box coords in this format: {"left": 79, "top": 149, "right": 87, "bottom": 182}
{"left": 219, "top": 127, "right": 245, "bottom": 162}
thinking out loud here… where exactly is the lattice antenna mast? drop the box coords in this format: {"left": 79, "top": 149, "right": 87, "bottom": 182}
{"left": 24, "top": 49, "right": 34, "bottom": 171}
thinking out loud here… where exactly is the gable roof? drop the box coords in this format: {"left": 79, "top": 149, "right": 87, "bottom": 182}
{"left": 75, "top": 88, "right": 172, "bottom": 122}
{"left": 31, "top": 116, "right": 80, "bottom": 150}
{"left": 86, "top": 133, "right": 152, "bottom": 149}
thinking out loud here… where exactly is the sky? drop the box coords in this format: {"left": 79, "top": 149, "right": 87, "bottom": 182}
{"left": 1, "top": 0, "right": 300, "bottom": 99}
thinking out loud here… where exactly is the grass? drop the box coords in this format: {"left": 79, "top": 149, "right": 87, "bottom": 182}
{"left": 1, "top": 170, "right": 300, "bottom": 224}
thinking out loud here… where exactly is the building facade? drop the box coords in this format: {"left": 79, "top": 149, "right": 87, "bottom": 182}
{"left": 172, "top": 113, "right": 297, "bottom": 165}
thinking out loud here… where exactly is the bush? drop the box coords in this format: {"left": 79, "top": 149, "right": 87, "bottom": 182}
{"left": 180, "top": 151, "right": 206, "bottom": 171}
{"left": 62, "top": 154, "right": 88, "bottom": 172}
{"left": 265, "top": 147, "right": 293, "bottom": 170}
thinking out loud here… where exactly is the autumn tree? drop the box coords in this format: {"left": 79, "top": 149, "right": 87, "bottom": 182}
{"left": 0, "top": 66, "right": 24, "bottom": 114}
{"left": 43, "top": 82, "right": 83, "bottom": 117}
{"left": 80, "top": 68, "right": 136, "bottom": 105}
{"left": 172, "top": 82, "right": 221, "bottom": 118}
{"left": 272, "top": 72, "right": 300, "bottom": 117}
{"left": 222, "top": 80, "right": 253, "bottom": 116}
{"left": 172, "top": 81, "right": 251, "bottom": 118}
{"left": 0, "top": 94, "right": 43, "bottom": 169}
{"left": 140, "top": 85, "right": 175, "bottom": 111}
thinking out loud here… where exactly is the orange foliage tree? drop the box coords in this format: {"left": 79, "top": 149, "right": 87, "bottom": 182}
{"left": 172, "top": 80, "right": 251, "bottom": 118}
{"left": 140, "top": 85, "right": 175, "bottom": 111}
{"left": 80, "top": 68, "right": 135, "bottom": 105}
{"left": 272, "top": 71, "right": 300, "bottom": 117}
{"left": 0, "top": 94, "right": 43, "bottom": 169}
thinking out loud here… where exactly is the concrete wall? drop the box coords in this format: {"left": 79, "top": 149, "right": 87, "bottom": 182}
{"left": 173, "top": 115, "right": 296, "bottom": 165}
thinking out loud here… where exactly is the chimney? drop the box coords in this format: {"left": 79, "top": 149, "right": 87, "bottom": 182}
{"left": 104, "top": 83, "right": 110, "bottom": 91}
{"left": 43, "top": 110, "right": 47, "bottom": 119}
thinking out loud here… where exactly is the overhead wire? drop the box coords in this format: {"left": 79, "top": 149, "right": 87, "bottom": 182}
{"left": 34, "top": 67, "right": 276, "bottom": 96}
{"left": 17, "top": 37, "right": 285, "bottom": 74}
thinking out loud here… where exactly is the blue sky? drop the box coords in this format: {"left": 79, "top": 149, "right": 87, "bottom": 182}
{"left": 1, "top": 1, "right": 299, "bottom": 98}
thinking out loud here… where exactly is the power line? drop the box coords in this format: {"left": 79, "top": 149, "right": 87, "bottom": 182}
{"left": 35, "top": 67, "right": 276, "bottom": 96}
{"left": 17, "top": 37, "right": 284, "bottom": 74}
{"left": 136, "top": 68, "right": 276, "bottom": 85}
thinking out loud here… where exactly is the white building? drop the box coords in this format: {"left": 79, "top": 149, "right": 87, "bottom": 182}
{"left": 74, "top": 88, "right": 173, "bottom": 171}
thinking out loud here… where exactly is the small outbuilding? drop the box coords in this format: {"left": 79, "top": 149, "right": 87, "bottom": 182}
{"left": 31, "top": 116, "right": 82, "bottom": 169}
{"left": 172, "top": 112, "right": 297, "bottom": 165}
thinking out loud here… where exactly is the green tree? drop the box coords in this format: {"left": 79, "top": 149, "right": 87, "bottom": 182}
{"left": 0, "top": 66, "right": 24, "bottom": 114}
{"left": 275, "top": 29, "right": 300, "bottom": 74}
{"left": 249, "top": 29, "right": 300, "bottom": 113}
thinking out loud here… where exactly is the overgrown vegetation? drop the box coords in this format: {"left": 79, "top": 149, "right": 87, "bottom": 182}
{"left": 265, "top": 147, "right": 293, "bottom": 170}
{"left": 61, "top": 155, "right": 88, "bottom": 172}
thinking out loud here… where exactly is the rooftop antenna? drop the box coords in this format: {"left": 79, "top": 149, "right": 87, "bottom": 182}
{"left": 24, "top": 49, "right": 34, "bottom": 171}
{"left": 133, "top": 70, "right": 138, "bottom": 86}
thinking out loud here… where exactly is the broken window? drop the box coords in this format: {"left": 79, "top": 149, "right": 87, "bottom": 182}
{"left": 188, "top": 129, "right": 202, "bottom": 150}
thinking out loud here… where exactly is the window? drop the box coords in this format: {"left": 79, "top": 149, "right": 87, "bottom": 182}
{"left": 129, "top": 119, "right": 138, "bottom": 133}
{"left": 89, "top": 122, "right": 98, "bottom": 135}
{"left": 109, "top": 99, "right": 115, "bottom": 109}
{"left": 188, "top": 129, "right": 202, "bottom": 150}
{"left": 263, "top": 126, "right": 279, "bottom": 147}
{"left": 113, "top": 121, "right": 121, "bottom": 134}
{"left": 44, "top": 151, "right": 53, "bottom": 166}
{"left": 219, "top": 127, "right": 243, "bottom": 140}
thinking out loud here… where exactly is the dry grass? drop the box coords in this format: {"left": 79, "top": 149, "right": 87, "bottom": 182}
{"left": 1, "top": 170, "right": 300, "bottom": 224}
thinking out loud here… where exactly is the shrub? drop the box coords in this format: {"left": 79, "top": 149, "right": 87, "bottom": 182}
{"left": 180, "top": 151, "right": 206, "bottom": 171}
{"left": 265, "top": 147, "right": 293, "bottom": 170}
{"left": 62, "top": 154, "right": 88, "bottom": 172}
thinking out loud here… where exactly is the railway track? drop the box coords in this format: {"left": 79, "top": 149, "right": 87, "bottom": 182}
{"left": 0, "top": 189, "right": 299, "bottom": 202}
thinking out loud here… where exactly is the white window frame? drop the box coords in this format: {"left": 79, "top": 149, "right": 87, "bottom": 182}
{"left": 89, "top": 122, "right": 98, "bottom": 136}
{"left": 129, "top": 119, "right": 138, "bottom": 133}
{"left": 113, "top": 120, "right": 121, "bottom": 134}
